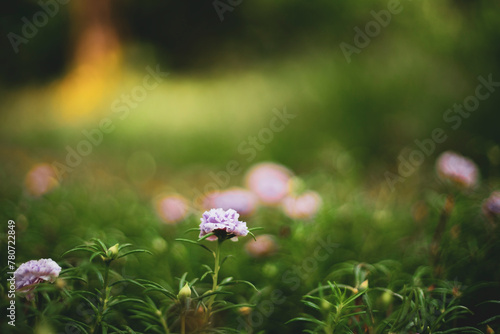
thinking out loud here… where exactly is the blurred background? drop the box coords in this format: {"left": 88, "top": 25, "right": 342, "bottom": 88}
{"left": 1, "top": 0, "right": 499, "bottom": 177}
{"left": 1, "top": 0, "right": 500, "bottom": 332}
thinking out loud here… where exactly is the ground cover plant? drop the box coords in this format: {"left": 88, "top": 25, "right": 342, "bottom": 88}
{"left": 1, "top": 154, "right": 500, "bottom": 333}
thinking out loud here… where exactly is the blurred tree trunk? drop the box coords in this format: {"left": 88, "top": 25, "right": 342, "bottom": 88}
{"left": 71, "top": 0, "right": 120, "bottom": 68}
{"left": 54, "top": 0, "right": 122, "bottom": 123}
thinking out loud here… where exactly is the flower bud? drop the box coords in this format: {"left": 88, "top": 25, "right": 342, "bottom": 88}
{"left": 381, "top": 290, "right": 393, "bottom": 306}
{"left": 321, "top": 299, "right": 332, "bottom": 312}
{"left": 359, "top": 279, "right": 369, "bottom": 291}
{"left": 178, "top": 283, "right": 191, "bottom": 301}
{"left": 239, "top": 306, "right": 252, "bottom": 316}
{"left": 107, "top": 244, "right": 120, "bottom": 260}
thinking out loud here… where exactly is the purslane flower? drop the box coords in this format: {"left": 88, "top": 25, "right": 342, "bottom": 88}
{"left": 436, "top": 151, "right": 479, "bottom": 189}
{"left": 199, "top": 208, "right": 248, "bottom": 241}
{"left": 14, "top": 258, "right": 62, "bottom": 300}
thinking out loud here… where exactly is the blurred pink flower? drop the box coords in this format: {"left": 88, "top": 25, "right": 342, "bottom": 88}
{"left": 245, "top": 234, "right": 277, "bottom": 258}
{"left": 155, "top": 194, "right": 190, "bottom": 224}
{"left": 483, "top": 191, "right": 500, "bottom": 218}
{"left": 245, "top": 162, "right": 293, "bottom": 205}
{"left": 282, "top": 190, "right": 322, "bottom": 220}
{"left": 210, "top": 188, "right": 258, "bottom": 216}
{"left": 436, "top": 151, "right": 479, "bottom": 189}
{"left": 195, "top": 190, "right": 219, "bottom": 212}
{"left": 24, "top": 163, "right": 59, "bottom": 197}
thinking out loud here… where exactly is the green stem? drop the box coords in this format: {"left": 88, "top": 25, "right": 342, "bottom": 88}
{"left": 430, "top": 194, "right": 454, "bottom": 277}
{"left": 30, "top": 298, "right": 38, "bottom": 329}
{"left": 91, "top": 262, "right": 111, "bottom": 334}
{"left": 207, "top": 239, "right": 222, "bottom": 313}
{"left": 103, "top": 262, "right": 110, "bottom": 291}
{"left": 158, "top": 312, "right": 170, "bottom": 334}
{"left": 181, "top": 313, "right": 186, "bottom": 334}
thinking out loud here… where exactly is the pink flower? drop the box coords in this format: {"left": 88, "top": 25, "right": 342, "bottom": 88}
{"left": 436, "top": 151, "right": 479, "bottom": 189}
{"left": 282, "top": 191, "right": 322, "bottom": 220}
{"left": 245, "top": 235, "right": 277, "bottom": 258}
{"left": 24, "top": 163, "right": 59, "bottom": 197}
{"left": 155, "top": 194, "right": 189, "bottom": 224}
{"left": 245, "top": 162, "right": 293, "bottom": 205}
{"left": 210, "top": 188, "right": 258, "bottom": 216}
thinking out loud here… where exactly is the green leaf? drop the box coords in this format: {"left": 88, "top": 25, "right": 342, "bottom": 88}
{"left": 144, "top": 287, "right": 177, "bottom": 301}
{"left": 219, "top": 279, "right": 258, "bottom": 292}
{"left": 176, "top": 238, "right": 214, "bottom": 255}
{"left": 118, "top": 243, "right": 133, "bottom": 251}
{"left": 109, "top": 298, "right": 147, "bottom": 308}
{"left": 477, "top": 299, "right": 500, "bottom": 307}
{"left": 212, "top": 303, "right": 255, "bottom": 314}
{"left": 302, "top": 300, "right": 321, "bottom": 311}
{"left": 184, "top": 227, "right": 201, "bottom": 234}
{"left": 220, "top": 277, "right": 233, "bottom": 284}
{"left": 201, "top": 270, "right": 214, "bottom": 282}
{"left": 179, "top": 272, "right": 188, "bottom": 291}
{"left": 90, "top": 251, "right": 104, "bottom": 262}
{"left": 198, "top": 232, "right": 215, "bottom": 242}
{"left": 247, "top": 231, "right": 257, "bottom": 241}
{"left": 77, "top": 295, "right": 99, "bottom": 315}
{"left": 220, "top": 255, "right": 235, "bottom": 266}
{"left": 194, "top": 290, "right": 233, "bottom": 300}
{"left": 91, "top": 238, "right": 109, "bottom": 253}
{"left": 109, "top": 279, "right": 145, "bottom": 288}
{"left": 117, "top": 249, "right": 153, "bottom": 259}
{"left": 286, "top": 316, "right": 326, "bottom": 327}
{"left": 479, "top": 314, "right": 500, "bottom": 325}
{"left": 434, "top": 327, "right": 484, "bottom": 334}
{"left": 61, "top": 247, "right": 96, "bottom": 257}
{"left": 61, "top": 276, "right": 88, "bottom": 283}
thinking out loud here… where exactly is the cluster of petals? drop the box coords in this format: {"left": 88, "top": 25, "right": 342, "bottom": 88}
{"left": 14, "top": 258, "right": 61, "bottom": 300}
{"left": 199, "top": 208, "right": 249, "bottom": 241}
